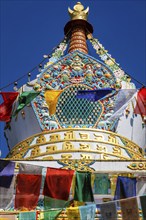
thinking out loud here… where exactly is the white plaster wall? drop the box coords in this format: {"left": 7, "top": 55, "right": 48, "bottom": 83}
{"left": 116, "top": 106, "right": 146, "bottom": 150}
{"left": 13, "top": 160, "right": 146, "bottom": 174}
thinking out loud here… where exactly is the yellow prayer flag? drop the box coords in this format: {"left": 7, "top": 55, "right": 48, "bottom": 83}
{"left": 0, "top": 216, "right": 17, "bottom": 220}
{"left": 66, "top": 207, "right": 80, "bottom": 220}
{"left": 44, "top": 90, "right": 63, "bottom": 115}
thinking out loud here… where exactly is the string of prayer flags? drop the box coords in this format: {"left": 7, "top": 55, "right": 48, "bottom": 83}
{"left": 44, "top": 209, "right": 62, "bottom": 220}
{"left": 88, "top": 36, "right": 122, "bottom": 75}
{"left": 19, "top": 163, "right": 42, "bottom": 175}
{"left": 120, "top": 197, "right": 139, "bottom": 220}
{"left": 43, "top": 167, "right": 74, "bottom": 201}
{"left": 74, "top": 172, "right": 94, "bottom": 202}
{"left": 100, "top": 201, "right": 117, "bottom": 220}
{"left": 18, "top": 211, "right": 36, "bottom": 220}
{"left": 76, "top": 88, "right": 115, "bottom": 102}
{"left": 79, "top": 204, "right": 96, "bottom": 220}
{"left": 44, "top": 90, "right": 63, "bottom": 115}
{"left": 0, "top": 92, "right": 19, "bottom": 122}
{"left": 134, "top": 87, "right": 146, "bottom": 117}
{"left": 93, "top": 173, "right": 109, "bottom": 194}
{"left": 140, "top": 195, "right": 146, "bottom": 219}
{"left": 13, "top": 91, "right": 40, "bottom": 116}
{"left": 15, "top": 174, "right": 42, "bottom": 210}
{"left": 114, "top": 176, "right": 136, "bottom": 200}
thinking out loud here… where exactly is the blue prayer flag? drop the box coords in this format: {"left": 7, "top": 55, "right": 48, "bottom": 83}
{"left": 76, "top": 88, "right": 115, "bottom": 101}
{"left": 0, "top": 160, "right": 15, "bottom": 188}
{"left": 114, "top": 176, "right": 136, "bottom": 200}
{"left": 79, "top": 204, "right": 96, "bottom": 220}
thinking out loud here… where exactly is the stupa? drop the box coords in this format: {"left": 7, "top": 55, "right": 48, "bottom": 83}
{"left": 0, "top": 2, "right": 146, "bottom": 218}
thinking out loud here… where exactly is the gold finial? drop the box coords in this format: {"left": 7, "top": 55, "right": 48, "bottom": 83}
{"left": 68, "top": 2, "right": 89, "bottom": 21}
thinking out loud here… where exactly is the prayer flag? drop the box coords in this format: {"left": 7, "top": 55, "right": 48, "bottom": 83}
{"left": 74, "top": 172, "right": 94, "bottom": 202}
{"left": 114, "top": 176, "right": 136, "bottom": 200}
{"left": 44, "top": 90, "right": 63, "bottom": 115}
{"left": 76, "top": 88, "right": 115, "bottom": 101}
{"left": 108, "top": 89, "right": 136, "bottom": 121}
{"left": 15, "top": 174, "right": 42, "bottom": 210}
{"left": 43, "top": 167, "right": 74, "bottom": 201}
{"left": 0, "top": 176, "right": 15, "bottom": 210}
{"left": 0, "top": 160, "right": 10, "bottom": 172}
{"left": 136, "top": 178, "right": 146, "bottom": 195}
{"left": 0, "top": 161, "right": 15, "bottom": 208}
{"left": 19, "top": 211, "right": 36, "bottom": 220}
{"left": 120, "top": 197, "right": 139, "bottom": 220}
{"left": 140, "top": 195, "right": 146, "bottom": 219}
{"left": 44, "top": 209, "right": 62, "bottom": 220}
{"left": 19, "top": 163, "right": 42, "bottom": 174}
{"left": 100, "top": 201, "right": 117, "bottom": 220}
{"left": 134, "top": 87, "right": 146, "bottom": 116}
{"left": 0, "top": 160, "right": 15, "bottom": 188}
{"left": 66, "top": 207, "right": 80, "bottom": 220}
{"left": 13, "top": 91, "right": 40, "bottom": 116}
{"left": 79, "top": 204, "right": 96, "bottom": 220}
{"left": 0, "top": 215, "right": 17, "bottom": 220}
{"left": 93, "top": 173, "right": 109, "bottom": 194}
{"left": 0, "top": 92, "right": 19, "bottom": 122}
{"left": 44, "top": 196, "right": 71, "bottom": 209}
{"left": 0, "top": 160, "right": 15, "bottom": 176}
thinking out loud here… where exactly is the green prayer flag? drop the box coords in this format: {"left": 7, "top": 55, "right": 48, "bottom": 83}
{"left": 44, "top": 209, "right": 62, "bottom": 220}
{"left": 94, "top": 173, "right": 109, "bottom": 194}
{"left": 140, "top": 195, "right": 146, "bottom": 219}
{"left": 13, "top": 91, "right": 40, "bottom": 116}
{"left": 44, "top": 196, "right": 71, "bottom": 209}
{"left": 19, "top": 211, "right": 36, "bottom": 220}
{"left": 74, "top": 172, "right": 94, "bottom": 202}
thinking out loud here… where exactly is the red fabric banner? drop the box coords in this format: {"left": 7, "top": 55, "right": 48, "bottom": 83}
{"left": 0, "top": 92, "right": 19, "bottom": 122}
{"left": 43, "top": 167, "right": 74, "bottom": 201}
{"left": 15, "top": 174, "right": 42, "bottom": 210}
{"left": 134, "top": 87, "right": 146, "bottom": 116}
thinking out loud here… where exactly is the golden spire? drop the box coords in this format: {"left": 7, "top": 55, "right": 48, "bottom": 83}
{"left": 64, "top": 2, "right": 93, "bottom": 54}
{"left": 68, "top": 2, "right": 89, "bottom": 21}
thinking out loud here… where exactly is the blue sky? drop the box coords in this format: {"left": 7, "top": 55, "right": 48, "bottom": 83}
{"left": 0, "top": 0, "right": 146, "bottom": 158}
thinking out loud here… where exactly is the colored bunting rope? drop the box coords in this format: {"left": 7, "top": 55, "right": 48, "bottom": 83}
{"left": 0, "top": 32, "right": 145, "bottom": 92}
{"left": 0, "top": 37, "right": 69, "bottom": 91}
{"left": 87, "top": 33, "right": 146, "bottom": 87}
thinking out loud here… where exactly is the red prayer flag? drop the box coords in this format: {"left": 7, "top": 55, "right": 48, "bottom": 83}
{"left": 43, "top": 167, "right": 75, "bottom": 201}
{"left": 0, "top": 92, "right": 19, "bottom": 122}
{"left": 134, "top": 88, "right": 146, "bottom": 116}
{"left": 15, "top": 174, "right": 42, "bottom": 210}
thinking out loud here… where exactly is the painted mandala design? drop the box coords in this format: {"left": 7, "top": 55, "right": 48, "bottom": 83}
{"left": 31, "top": 51, "right": 118, "bottom": 130}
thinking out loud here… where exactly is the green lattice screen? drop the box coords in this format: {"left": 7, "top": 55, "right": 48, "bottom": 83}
{"left": 56, "top": 85, "right": 103, "bottom": 127}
